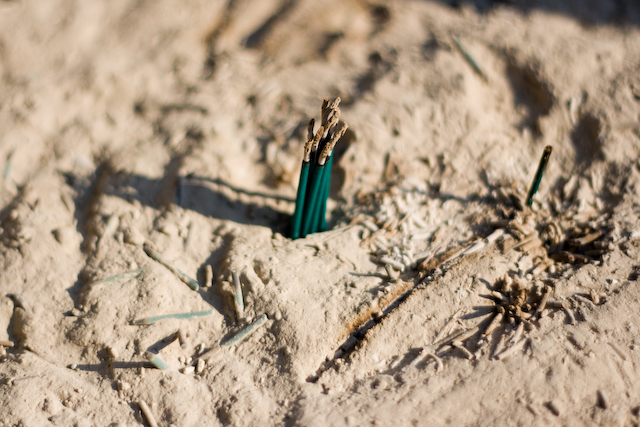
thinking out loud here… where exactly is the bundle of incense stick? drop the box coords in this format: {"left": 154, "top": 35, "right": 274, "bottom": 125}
{"left": 290, "top": 98, "right": 348, "bottom": 239}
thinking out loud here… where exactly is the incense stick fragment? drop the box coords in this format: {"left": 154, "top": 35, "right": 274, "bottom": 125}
{"left": 483, "top": 309, "right": 504, "bottom": 336}
{"left": 385, "top": 264, "right": 399, "bottom": 281}
{"left": 451, "top": 35, "right": 487, "bottom": 81}
{"left": 231, "top": 270, "right": 244, "bottom": 320}
{"left": 359, "top": 220, "right": 379, "bottom": 232}
{"left": 440, "top": 325, "right": 480, "bottom": 347}
{"left": 177, "top": 328, "right": 188, "bottom": 349}
{"left": 0, "top": 340, "right": 14, "bottom": 348}
{"left": 564, "top": 307, "right": 576, "bottom": 325}
{"left": 526, "top": 146, "right": 553, "bottom": 207}
{"left": 221, "top": 314, "right": 268, "bottom": 347}
{"left": 510, "top": 321, "right": 524, "bottom": 344}
{"left": 132, "top": 310, "right": 214, "bottom": 325}
{"left": 496, "top": 338, "right": 528, "bottom": 361}
{"left": 379, "top": 256, "right": 405, "bottom": 272}
{"left": 143, "top": 244, "right": 199, "bottom": 291}
{"left": 434, "top": 309, "right": 463, "bottom": 342}
{"left": 452, "top": 341, "right": 475, "bottom": 359}
{"left": 145, "top": 351, "right": 170, "bottom": 370}
{"left": 138, "top": 400, "right": 158, "bottom": 427}
{"left": 91, "top": 268, "right": 143, "bottom": 286}
{"left": 536, "top": 286, "right": 552, "bottom": 315}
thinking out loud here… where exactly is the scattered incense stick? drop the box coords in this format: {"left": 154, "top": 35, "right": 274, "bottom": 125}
{"left": 221, "top": 314, "right": 268, "bottom": 347}
{"left": 452, "top": 341, "right": 475, "bottom": 360}
{"left": 91, "top": 268, "right": 143, "bottom": 286}
{"left": 0, "top": 340, "right": 14, "bottom": 348}
{"left": 495, "top": 337, "right": 528, "bottom": 361}
{"left": 451, "top": 35, "right": 487, "bottom": 82}
{"left": 483, "top": 309, "right": 504, "bottom": 337}
{"left": 132, "top": 310, "right": 214, "bottom": 325}
{"left": 231, "top": 270, "right": 244, "bottom": 320}
{"left": 138, "top": 400, "right": 158, "bottom": 427}
{"left": 143, "top": 244, "right": 199, "bottom": 291}
{"left": 145, "top": 351, "right": 170, "bottom": 370}
{"left": 525, "top": 145, "right": 553, "bottom": 207}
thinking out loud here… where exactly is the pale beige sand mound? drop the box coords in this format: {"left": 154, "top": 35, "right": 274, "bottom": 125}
{"left": 1, "top": 1, "right": 640, "bottom": 426}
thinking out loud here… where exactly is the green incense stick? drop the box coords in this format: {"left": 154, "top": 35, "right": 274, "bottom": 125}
{"left": 291, "top": 162, "right": 310, "bottom": 239}
{"left": 317, "top": 155, "right": 333, "bottom": 232}
{"left": 221, "top": 314, "right": 268, "bottom": 347}
{"left": 132, "top": 309, "right": 214, "bottom": 325}
{"left": 525, "top": 145, "right": 553, "bottom": 207}
{"left": 144, "top": 244, "right": 200, "bottom": 291}
{"left": 301, "top": 165, "right": 325, "bottom": 237}
{"left": 145, "top": 351, "right": 170, "bottom": 370}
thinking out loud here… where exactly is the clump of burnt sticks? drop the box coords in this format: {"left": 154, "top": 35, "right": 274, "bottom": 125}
{"left": 486, "top": 145, "right": 612, "bottom": 268}
{"left": 290, "top": 98, "right": 348, "bottom": 239}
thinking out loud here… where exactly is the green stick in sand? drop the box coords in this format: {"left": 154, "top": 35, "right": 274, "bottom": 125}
{"left": 132, "top": 309, "right": 214, "bottom": 325}
{"left": 221, "top": 314, "right": 268, "bottom": 347}
{"left": 301, "top": 163, "right": 326, "bottom": 237}
{"left": 291, "top": 97, "right": 347, "bottom": 238}
{"left": 316, "top": 122, "right": 348, "bottom": 232}
{"left": 291, "top": 120, "right": 321, "bottom": 239}
{"left": 526, "top": 145, "right": 553, "bottom": 207}
{"left": 145, "top": 351, "right": 170, "bottom": 370}
{"left": 143, "top": 244, "right": 200, "bottom": 291}
{"left": 452, "top": 35, "right": 487, "bottom": 82}
{"left": 317, "top": 155, "right": 332, "bottom": 232}
{"left": 300, "top": 119, "right": 327, "bottom": 237}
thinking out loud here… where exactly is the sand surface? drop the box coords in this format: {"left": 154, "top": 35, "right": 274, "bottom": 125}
{"left": 2, "top": 0, "right": 640, "bottom": 425}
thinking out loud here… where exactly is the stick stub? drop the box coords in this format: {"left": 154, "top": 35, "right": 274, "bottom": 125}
{"left": 138, "top": 400, "right": 158, "bottom": 427}
{"left": 145, "top": 351, "right": 170, "bottom": 370}
{"left": 203, "top": 264, "right": 213, "bottom": 288}
{"left": 232, "top": 270, "right": 244, "bottom": 320}
{"left": 177, "top": 328, "right": 188, "bottom": 349}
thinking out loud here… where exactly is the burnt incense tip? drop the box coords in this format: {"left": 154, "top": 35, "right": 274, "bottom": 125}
{"left": 307, "top": 118, "right": 315, "bottom": 140}
{"left": 543, "top": 145, "right": 553, "bottom": 156}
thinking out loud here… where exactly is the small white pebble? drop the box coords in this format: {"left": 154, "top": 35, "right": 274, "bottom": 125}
{"left": 182, "top": 366, "right": 195, "bottom": 375}
{"left": 274, "top": 310, "right": 282, "bottom": 321}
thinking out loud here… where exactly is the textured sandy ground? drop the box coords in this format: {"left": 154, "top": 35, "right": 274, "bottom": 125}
{"left": 2, "top": 0, "right": 640, "bottom": 426}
